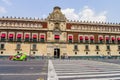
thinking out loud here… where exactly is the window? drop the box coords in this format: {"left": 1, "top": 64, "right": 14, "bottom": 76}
{"left": 25, "top": 34, "right": 30, "bottom": 42}
{"left": 1, "top": 51, "right": 3, "bottom": 54}
{"left": 17, "top": 34, "right": 22, "bottom": 42}
{"left": 117, "top": 37, "right": 120, "bottom": 44}
{"left": 33, "top": 52, "right": 36, "bottom": 54}
{"left": 1, "top": 33, "right": 6, "bottom": 41}
{"left": 16, "top": 44, "right": 21, "bottom": 50}
{"left": 90, "top": 36, "right": 94, "bottom": 43}
{"left": 118, "top": 46, "right": 120, "bottom": 50}
{"left": 79, "top": 36, "right": 83, "bottom": 43}
{"left": 106, "top": 37, "right": 110, "bottom": 44}
{"left": 96, "top": 45, "right": 99, "bottom": 50}
{"left": 99, "top": 36, "right": 103, "bottom": 43}
{"left": 107, "top": 45, "right": 110, "bottom": 50}
{"left": 32, "top": 34, "right": 37, "bottom": 42}
{"left": 0, "top": 44, "right": 5, "bottom": 50}
{"left": 40, "top": 35, "right": 45, "bottom": 42}
{"left": 107, "top": 52, "right": 110, "bottom": 55}
{"left": 68, "top": 35, "right": 73, "bottom": 43}
{"left": 75, "top": 52, "right": 77, "bottom": 55}
{"left": 9, "top": 34, "right": 14, "bottom": 41}
{"left": 74, "top": 45, "right": 78, "bottom": 50}
{"left": 111, "top": 37, "right": 115, "bottom": 44}
{"left": 86, "top": 52, "right": 88, "bottom": 55}
{"left": 85, "top": 36, "right": 89, "bottom": 43}
{"left": 96, "top": 52, "right": 99, "bottom": 54}
{"left": 85, "top": 45, "right": 89, "bottom": 50}
{"left": 54, "top": 35, "right": 59, "bottom": 40}
{"left": 32, "top": 44, "right": 37, "bottom": 50}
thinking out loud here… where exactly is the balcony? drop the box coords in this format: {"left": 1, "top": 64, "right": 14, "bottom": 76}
{"left": 40, "top": 39, "right": 45, "bottom": 42}
{"left": 17, "top": 38, "right": 22, "bottom": 42}
{"left": 8, "top": 38, "right": 13, "bottom": 42}
{"left": 1, "top": 38, "right": 6, "bottom": 42}
{"left": 24, "top": 38, "right": 29, "bottom": 42}
{"left": 32, "top": 39, "right": 37, "bottom": 42}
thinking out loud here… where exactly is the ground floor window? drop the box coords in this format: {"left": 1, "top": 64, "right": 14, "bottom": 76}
{"left": 75, "top": 52, "right": 77, "bottom": 55}
{"left": 0, "top": 44, "right": 5, "bottom": 50}
{"left": 32, "top": 44, "right": 37, "bottom": 50}
{"left": 16, "top": 44, "right": 21, "bottom": 50}
{"left": 86, "top": 52, "right": 88, "bottom": 55}
{"left": 96, "top": 52, "right": 99, "bottom": 54}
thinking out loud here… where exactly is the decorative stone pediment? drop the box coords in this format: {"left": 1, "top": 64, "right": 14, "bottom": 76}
{"left": 52, "top": 23, "right": 61, "bottom": 34}
{"left": 47, "top": 6, "right": 66, "bottom": 22}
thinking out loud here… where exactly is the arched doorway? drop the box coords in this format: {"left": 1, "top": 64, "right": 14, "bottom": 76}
{"left": 54, "top": 48, "right": 60, "bottom": 58}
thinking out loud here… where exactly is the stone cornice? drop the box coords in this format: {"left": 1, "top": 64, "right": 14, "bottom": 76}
{"left": 67, "top": 20, "right": 120, "bottom": 27}
{"left": 0, "top": 17, "right": 47, "bottom": 22}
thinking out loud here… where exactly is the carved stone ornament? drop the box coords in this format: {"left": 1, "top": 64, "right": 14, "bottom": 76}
{"left": 47, "top": 6, "right": 66, "bottom": 22}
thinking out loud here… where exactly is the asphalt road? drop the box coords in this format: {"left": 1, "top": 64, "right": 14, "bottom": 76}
{"left": 0, "top": 59, "right": 48, "bottom": 80}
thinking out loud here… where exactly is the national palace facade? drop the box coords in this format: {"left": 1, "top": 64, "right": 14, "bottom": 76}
{"left": 0, "top": 6, "right": 120, "bottom": 59}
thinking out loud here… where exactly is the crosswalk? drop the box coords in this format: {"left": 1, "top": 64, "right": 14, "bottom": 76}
{"left": 50, "top": 60, "right": 120, "bottom": 80}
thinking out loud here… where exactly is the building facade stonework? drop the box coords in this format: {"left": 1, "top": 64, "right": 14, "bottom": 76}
{"left": 0, "top": 6, "right": 120, "bottom": 58}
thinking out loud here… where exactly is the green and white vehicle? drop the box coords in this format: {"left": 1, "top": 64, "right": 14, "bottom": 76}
{"left": 9, "top": 52, "right": 27, "bottom": 61}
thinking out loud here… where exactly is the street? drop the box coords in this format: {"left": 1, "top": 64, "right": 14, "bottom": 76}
{"left": 0, "top": 59, "right": 48, "bottom": 80}
{"left": 1, "top": 59, "right": 120, "bottom": 80}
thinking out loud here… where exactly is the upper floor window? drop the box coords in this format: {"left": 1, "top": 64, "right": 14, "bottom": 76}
{"left": 111, "top": 37, "right": 115, "bottom": 44}
{"left": 99, "top": 36, "right": 103, "bottom": 43}
{"left": 117, "top": 37, "right": 120, "bottom": 44}
{"left": 40, "top": 35, "right": 45, "bottom": 42}
{"left": 9, "top": 33, "right": 14, "bottom": 41}
{"left": 90, "top": 36, "right": 94, "bottom": 43}
{"left": 85, "top": 36, "right": 89, "bottom": 43}
{"left": 25, "top": 34, "right": 30, "bottom": 42}
{"left": 68, "top": 35, "right": 73, "bottom": 43}
{"left": 79, "top": 36, "right": 83, "bottom": 43}
{"left": 17, "top": 34, "right": 22, "bottom": 42}
{"left": 105, "top": 36, "right": 110, "bottom": 44}
{"left": 9, "top": 34, "right": 14, "bottom": 38}
{"left": 32, "top": 34, "right": 37, "bottom": 42}
{"left": 54, "top": 35, "right": 60, "bottom": 40}
{"left": 1, "top": 33, "right": 6, "bottom": 41}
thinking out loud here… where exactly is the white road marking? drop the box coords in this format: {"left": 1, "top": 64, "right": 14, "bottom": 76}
{"left": 47, "top": 60, "right": 58, "bottom": 80}
{"left": 57, "top": 70, "right": 120, "bottom": 75}
{"left": 52, "top": 60, "right": 120, "bottom": 80}
{"left": 58, "top": 73, "right": 120, "bottom": 78}
{"left": 74, "top": 77, "right": 120, "bottom": 80}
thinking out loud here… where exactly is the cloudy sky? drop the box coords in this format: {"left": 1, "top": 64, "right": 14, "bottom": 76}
{"left": 0, "top": 0, "right": 119, "bottom": 23}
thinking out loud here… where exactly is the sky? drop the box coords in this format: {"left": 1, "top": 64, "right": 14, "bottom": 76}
{"left": 0, "top": 0, "right": 120, "bottom": 23}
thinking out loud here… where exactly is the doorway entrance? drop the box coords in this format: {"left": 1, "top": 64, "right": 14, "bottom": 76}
{"left": 54, "top": 48, "right": 60, "bottom": 58}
